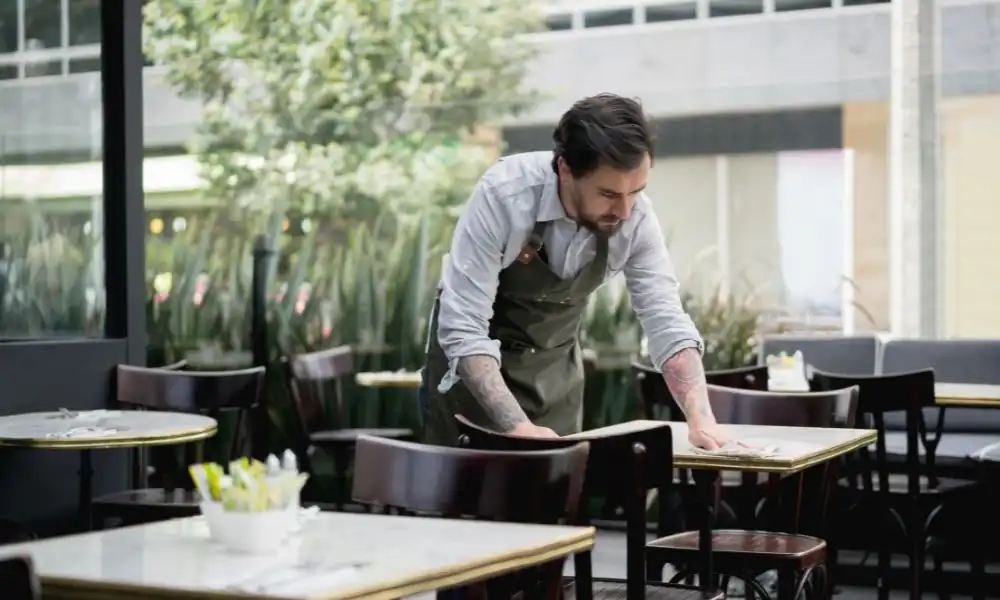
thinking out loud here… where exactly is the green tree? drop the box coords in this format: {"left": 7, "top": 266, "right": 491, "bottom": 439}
{"left": 143, "top": 0, "right": 543, "bottom": 222}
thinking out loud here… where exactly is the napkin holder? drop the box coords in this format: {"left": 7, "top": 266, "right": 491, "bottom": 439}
{"left": 766, "top": 351, "right": 810, "bottom": 392}
{"left": 200, "top": 501, "right": 298, "bottom": 554}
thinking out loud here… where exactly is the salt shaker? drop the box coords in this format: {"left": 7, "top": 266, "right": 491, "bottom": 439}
{"left": 281, "top": 449, "right": 300, "bottom": 512}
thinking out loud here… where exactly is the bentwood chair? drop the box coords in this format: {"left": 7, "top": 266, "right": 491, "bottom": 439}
{"left": 0, "top": 555, "right": 40, "bottom": 600}
{"left": 285, "top": 345, "right": 414, "bottom": 509}
{"left": 91, "top": 365, "right": 265, "bottom": 527}
{"left": 646, "top": 384, "right": 859, "bottom": 600}
{"left": 352, "top": 435, "right": 590, "bottom": 600}
{"left": 456, "top": 415, "right": 723, "bottom": 600}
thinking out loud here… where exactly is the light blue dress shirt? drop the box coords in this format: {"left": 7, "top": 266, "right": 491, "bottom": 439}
{"left": 436, "top": 151, "right": 703, "bottom": 393}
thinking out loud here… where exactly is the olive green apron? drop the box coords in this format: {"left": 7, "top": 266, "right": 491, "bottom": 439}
{"left": 423, "top": 221, "right": 609, "bottom": 446}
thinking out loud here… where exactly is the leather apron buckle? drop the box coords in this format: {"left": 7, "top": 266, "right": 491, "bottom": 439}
{"left": 517, "top": 233, "right": 545, "bottom": 264}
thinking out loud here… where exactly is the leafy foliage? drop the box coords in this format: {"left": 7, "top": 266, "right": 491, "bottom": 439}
{"left": 143, "top": 0, "right": 542, "bottom": 219}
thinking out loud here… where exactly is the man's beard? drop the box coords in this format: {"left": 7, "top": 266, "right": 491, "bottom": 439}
{"left": 570, "top": 189, "right": 622, "bottom": 235}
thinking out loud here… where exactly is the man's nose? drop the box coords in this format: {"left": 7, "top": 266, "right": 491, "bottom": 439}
{"left": 612, "top": 197, "right": 632, "bottom": 220}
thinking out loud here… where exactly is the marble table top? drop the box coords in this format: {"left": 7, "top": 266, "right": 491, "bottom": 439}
{"left": 0, "top": 410, "right": 217, "bottom": 450}
{"left": 935, "top": 382, "right": 1000, "bottom": 407}
{"left": 565, "top": 420, "right": 876, "bottom": 473}
{"left": 0, "top": 512, "right": 594, "bottom": 600}
{"left": 355, "top": 371, "right": 423, "bottom": 389}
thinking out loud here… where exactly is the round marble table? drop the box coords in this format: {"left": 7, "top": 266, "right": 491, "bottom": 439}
{"left": 354, "top": 371, "right": 423, "bottom": 389}
{"left": 0, "top": 410, "right": 218, "bottom": 529}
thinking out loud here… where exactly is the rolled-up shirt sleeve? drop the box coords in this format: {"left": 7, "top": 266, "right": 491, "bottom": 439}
{"left": 435, "top": 179, "right": 508, "bottom": 393}
{"left": 624, "top": 210, "right": 704, "bottom": 372}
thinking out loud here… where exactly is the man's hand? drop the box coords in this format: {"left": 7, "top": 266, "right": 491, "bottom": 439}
{"left": 509, "top": 422, "right": 559, "bottom": 439}
{"left": 662, "top": 347, "right": 733, "bottom": 449}
{"left": 688, "top": 421, "right": 730, "bottom": 450}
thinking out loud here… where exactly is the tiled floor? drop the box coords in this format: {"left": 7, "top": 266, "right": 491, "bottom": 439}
{"left": 570, "top": 529, "right": 970, "bottom": 600}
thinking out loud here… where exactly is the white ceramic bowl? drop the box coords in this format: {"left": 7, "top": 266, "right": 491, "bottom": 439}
{"left": 200, "top": 502, "right": 297, "bottom": 554}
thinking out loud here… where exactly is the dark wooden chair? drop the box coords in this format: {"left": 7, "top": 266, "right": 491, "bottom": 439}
{"left": 633, "top": 362, "right": 770, "bottom": 536}
{"left": 0, "top": 555, "right": 40, "bottom": 600}
{"left": 456, "top": 415, "right": 722, "bottom": 600}
{"left": 352, "top": 434, "right": 590, "bottom": 600}
{"left": 286, "top": 345, "right": 414, "bottom": 509}
{"left": 634, "top": 362, "right": 769, "bottom": 422}
{"left": 810, "top": 368, "right": 978, "bottom": 600}
{"left": 90, "top": 364, "right": 265, "bottom": 527}
{"left": 646, "top": 384, "right": 859, "bottom": 600}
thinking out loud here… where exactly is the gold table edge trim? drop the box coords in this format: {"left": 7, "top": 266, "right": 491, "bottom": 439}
{"left": 674, "top": 429, "right": 878, "bottom": 473}
{"left": 38, "top": 527, "right": 596, "bottom": 600}
{"left": 936, "top": 397, "right": 1000, "bottom": 408}
{"left": 0, "top": 425, "right": 218, "bottom": 450}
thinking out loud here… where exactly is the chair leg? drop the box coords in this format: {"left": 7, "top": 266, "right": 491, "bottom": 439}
{"left": 572, "top": 552, "right": 593, "bottom": 600}
{"left": 876, "top": 550, "right": 890, "bottom": 600}
{"left": 931, "top": 555, "right": 949, "bottom": 600}
{"left": 969, "top": 556, "right": 986, "bottom": 600}
{"left": 330, "top": 447, "right": 351, "bottom": 510}
{"left": 776, "top": 569, "right": 796, "bottom": 600}
{"left": 645, "top": 557, "right": 664, "bottom": 583}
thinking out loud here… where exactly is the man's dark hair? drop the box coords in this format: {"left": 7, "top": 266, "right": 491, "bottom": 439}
{"left": 551, "top": 94, "right": 655, "bottom": 179}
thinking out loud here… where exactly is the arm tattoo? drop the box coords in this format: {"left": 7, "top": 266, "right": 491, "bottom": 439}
{"left": 458, "top": 355, "right": 529, "bottom": 431}
{"left": 662, "top": 348, "right": 714, "bottom": 422}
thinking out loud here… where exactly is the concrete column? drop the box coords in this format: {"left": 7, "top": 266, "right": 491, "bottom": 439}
{"left": 889, "top": 0, "right": 940, "bottom": 337}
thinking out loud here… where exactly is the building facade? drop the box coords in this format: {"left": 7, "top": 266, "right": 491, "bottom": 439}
{"left": 2, "top": 0, "right": 999, "bottom": 338}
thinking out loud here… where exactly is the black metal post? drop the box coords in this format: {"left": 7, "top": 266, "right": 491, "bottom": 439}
{"left": 250, "top": 236, "right": 274, "bottom": 459}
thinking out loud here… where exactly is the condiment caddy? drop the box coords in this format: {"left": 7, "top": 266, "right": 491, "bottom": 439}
{"left": 188, "top": 451, "right": 311, "bottom": 554}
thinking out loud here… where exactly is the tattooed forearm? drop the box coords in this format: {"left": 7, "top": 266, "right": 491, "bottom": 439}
{"left": 662, "top": 348, "right": 715, "bottom": 423}
{"left": 458, "top": 355, "right": 529, "bottom": 431}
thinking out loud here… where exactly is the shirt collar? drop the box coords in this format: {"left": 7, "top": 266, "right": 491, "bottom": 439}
{"left": 536, "top": 169, "right": 567, "bottom": 222}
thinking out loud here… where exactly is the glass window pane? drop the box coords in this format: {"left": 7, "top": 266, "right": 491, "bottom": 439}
{"left": 0, "top": 2, "right": 105, "bottom": 339}
{"left": 647, "top": 157, "right": 720, "bottom": 299}
{"left": 584, "top": 9, "right": 633, "bottom": 29}
{"left": 0, "top": 3, "right": 17, "bottom": 53}
{"left": 544, "top": 14, "right": 572, "bottom": 31}
{"left": 24, "top": 0, "right": 63, "bottom": 51}
{"left": 69, "top": 0, "right": 101, "bottom": 46}
{"left": 709, "top": 0, "right": 763, "bottom": 17}
{"left": 645, "top": 3, "right": 697, "bottom": 23}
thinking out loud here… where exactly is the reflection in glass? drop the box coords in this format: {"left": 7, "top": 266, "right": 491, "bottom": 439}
{"left": 70, "top": 0, "right": 102, "bottom": 46}
{"left": 0, "top": 2, "right": 16, "bottom": 53}
{"left": 23, "top": 0, "right": 62, "bottom": 51}
{"left": 0, "top": 3, "right": 105, "bottom": 338}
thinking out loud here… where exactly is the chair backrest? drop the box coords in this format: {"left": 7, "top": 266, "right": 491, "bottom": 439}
{"left": 286, "top": 345, "right": 354, "bottom": 436}
{"left": 633, "top": 361, "right": 767, "bottom": 421}
{"left": 454, "top": 415, "right": 671, "bottom": 599}
{"left": 706, "top": 384, "right": 858, "bottom": 429}
{"left": 706, "top": 384, "right": 859, "bottom": 534}
{"left": 760, "top": 334, "right": 880, "bottom": 375}
{"left": 116, "top": 365, "right": 266, "bottom": 487}
{"left": 0, "top": 555, "right": 40, "bottom": 600}
{"left": 116, "top": 365, "right": 265, "bottom": 413}
{"left": 352, "top": 434, "right": 589, "bottom": 524}
{"left": 881, "top": 339, "right": 1000, "bottom": 433}
{"left": 811, "top": 368, "right": 939, "bottom": 493}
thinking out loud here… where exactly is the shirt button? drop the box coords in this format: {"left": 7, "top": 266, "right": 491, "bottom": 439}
{"left": 529, "top": 348, "right": 536, "bottom": 354}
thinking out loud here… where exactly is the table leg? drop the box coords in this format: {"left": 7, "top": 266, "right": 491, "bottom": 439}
{"left": 78, "top": 450, "right": 93, "bottom": 531}
{"left": 692, "top": 469, "right": 719, "bottom": 591}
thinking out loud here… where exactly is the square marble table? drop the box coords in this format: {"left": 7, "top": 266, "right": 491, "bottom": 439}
{"left": 0, "top": 511, "right": 594, "bottom": 600}
{"left": 935, "top": 382, "right": 1000, "bottom": 408}
{"left": 567, "top": 419, "right": 876, "bottom": 590}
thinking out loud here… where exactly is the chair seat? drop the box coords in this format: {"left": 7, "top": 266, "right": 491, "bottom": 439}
{"left": 310, "top": 428, "right": 414, "bottom": 445}
{"left": 92, "top": 488, "right": 202, "bottom": 522}
{"left": 563, "top": 578, "right": 723, "bottom": 600}
{"left": 647, "top": 529, "right": 826, "bottom": 571}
